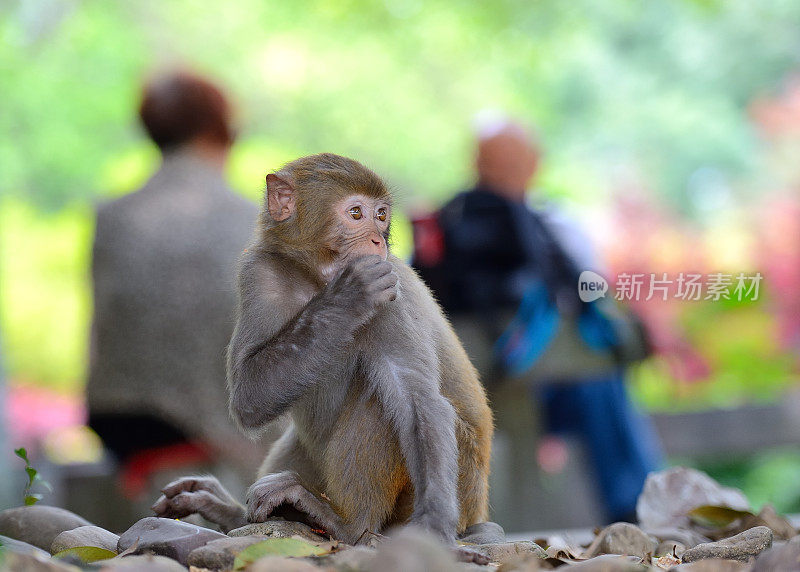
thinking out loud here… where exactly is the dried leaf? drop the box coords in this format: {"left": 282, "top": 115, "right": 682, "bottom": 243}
{"left": 653, "top": 554, "right": 681, "bottom": 569}
{"left": 117, "top": 538, "right": 139, "bottom": 557}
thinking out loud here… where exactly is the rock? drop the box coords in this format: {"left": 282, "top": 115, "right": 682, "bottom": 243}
{"left": 370, "top": 528, "right": 462, "bottom": 571}
{"left": 1, "top": 551, "right": 81, "bottom": 571}
{"left": 246, "top": 556, "right": 319, "bottom": 571}
{"left": 187, "top": 535, "right": 271, "bottom": 570}
{"left": 323, "top": 546, "right": 377, "bottom": 570}
{"left": 682, "top": 525, "right": 773, "bottom": 563}
{"left": 117, "top": 517, "right": 225, "bottom": 565}
{"left": 644, "top": 527, "right": 710, "bottom": 548}
{"left": 752, "top": 534, "right": 800, "bottom": 571}
{"left": 0, "top": 534, "right": 52, "bottom": 558}
{"left": 496, "top": 552, "right": 545, "bottom": 571}
{"left": 95, "top": 554, "right": 188, "bottom": 571}
{"left": 583, "top": 522, "right": 657, "bottom": 559}
{"left": 567, "top": 554, "right": 649, "bottom": 571}
{"left": 227, "top": 520, "right": 327, "bottom": 543}
{"left": 472, "top": 541, "right": 547, "bottom": 564}
{"left": 0, "top": 505, "right": 92, "bottom": 551}
{"left": 670, "top": 559, "right": 750, "bottom": 571}
{"left": 459, "top": 521, "right": 506, "bottom": 545}
{"left": 636, "top": 467, "right": 750, "bottom": 530}
{"left": 51, "top": 525, "right": 119, "bottom": 554}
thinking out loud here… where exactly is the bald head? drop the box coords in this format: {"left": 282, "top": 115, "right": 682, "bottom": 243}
{"left": 473, "top": 114, "right": 539, "bottom": 202}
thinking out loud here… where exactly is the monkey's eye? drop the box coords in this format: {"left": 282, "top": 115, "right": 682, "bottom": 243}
{"left": 377, "top": 208, "right": 387, "bottom": 222}
{"left": 348, "top": 206, "right": 363, "bottom": 220}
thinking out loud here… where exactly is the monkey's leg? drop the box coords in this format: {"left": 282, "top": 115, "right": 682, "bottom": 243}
{"left": 366, "top": 358, "right": 461, "bottom": 540}
{"left": 152, "top": 475, "right": 247, "bottom": 533}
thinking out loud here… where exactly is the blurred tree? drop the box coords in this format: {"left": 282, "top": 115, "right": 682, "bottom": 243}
{"left": 1, "top": 0, "right": 800, "bottom": 211}
{"left": 2, "top": 0, "right": 800, "bottom": 390}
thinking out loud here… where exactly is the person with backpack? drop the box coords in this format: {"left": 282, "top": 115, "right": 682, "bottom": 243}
{"left": 412, "top": 113, "right": 663, "bottom": 523}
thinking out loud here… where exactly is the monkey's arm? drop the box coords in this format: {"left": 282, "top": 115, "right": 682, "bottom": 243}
{"left": 228, "top": 253, "right": 397, "bottom": 430}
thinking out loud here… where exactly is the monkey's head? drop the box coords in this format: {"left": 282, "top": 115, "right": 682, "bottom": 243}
{"left": 261, "top": 153, "right": 392, "bottom": 281}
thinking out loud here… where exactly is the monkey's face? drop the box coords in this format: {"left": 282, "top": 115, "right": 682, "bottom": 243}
{"left": 327, "top": 193, "right": 391, "bottom": 265}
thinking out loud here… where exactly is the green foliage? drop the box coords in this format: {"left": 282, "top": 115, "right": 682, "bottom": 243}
{"left": 3, "top": 1, "right": 800, "bottom": 210}
{"left": 14, "top": 448, "right": 51, "bottom": 506}
{"left": 0, "top": 198, "right": 92, "bottom": 388}
{"left": 2, "top": 1, "right": 800, "bottom": 395}
{"left": 692, "top": 447, "right": 800, "bottom": 515}
{"left": 629, "top": 297, "right": 797, "bottom": 411}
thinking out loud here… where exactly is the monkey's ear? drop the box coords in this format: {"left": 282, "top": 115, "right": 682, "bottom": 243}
{"left": 266, "top": 174, "right": 296, "bottom": 222}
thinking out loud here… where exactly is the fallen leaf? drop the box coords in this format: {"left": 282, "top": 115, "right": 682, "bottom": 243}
{"left": 233, "top": 538, "right": 328, "bottom": 570}
{"left": 687, "top": 505, "right": 754, "bottom": 529}
{"left": 52, "top": 546, "right": 117, "bottom": 563}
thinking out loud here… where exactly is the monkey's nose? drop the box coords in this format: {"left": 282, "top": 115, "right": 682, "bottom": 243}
{"left": 371, "top": 237, "right": 381, "bottom": 246}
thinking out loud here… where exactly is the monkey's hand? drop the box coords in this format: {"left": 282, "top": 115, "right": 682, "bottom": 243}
{"left": 151, "top": 476, "right": 247, "bottom": 534}
{"left": 247, "top": 471, "right": 347, "bottom": 540}
{"left": 324, "top": 255, "right": 398, "bottom": 325}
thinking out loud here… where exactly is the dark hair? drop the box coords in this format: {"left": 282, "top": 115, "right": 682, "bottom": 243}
{"left": 139, "top": 71, "right": 235, "bottom": 151}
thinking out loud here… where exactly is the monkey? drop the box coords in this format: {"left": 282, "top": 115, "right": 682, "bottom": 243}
{"left": 152, "top": 154, "right": 494, "bottom": 563}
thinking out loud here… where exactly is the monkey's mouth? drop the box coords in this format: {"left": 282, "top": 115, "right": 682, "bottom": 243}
{"left": 270, "top": 501, "right": 330, "bottom": 537}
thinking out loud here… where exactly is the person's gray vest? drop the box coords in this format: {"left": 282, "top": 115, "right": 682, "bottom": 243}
{"left": 86, "top": 150, "right": 259, "bottom": 454}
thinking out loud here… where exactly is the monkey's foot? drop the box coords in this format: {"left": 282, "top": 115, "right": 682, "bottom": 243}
{"left": 247, "top": 471, "right": 345, "bottom": 539}
{"left": 453, "top": 545, "right": 490, "bottom": 565}
{"left": 152, "top": 475, "right": 247, "bottom": 533}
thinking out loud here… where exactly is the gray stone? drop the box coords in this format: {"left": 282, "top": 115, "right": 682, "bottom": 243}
{"left": 752, "top": 534, "right": 800, "bottom": 571}
{"left": 636, "top": 467, "right": 750, "bottom": 530}
{"left": 472, "top": 540, "right": 547, "bottom": 564}
{"left": 566, "top": 554, "right": 648, "bottom": 571}
{"left": 95, "top": 554, "right": 187, "bottom": 571}
{"left": 0, "top": 505, "right": 92, "bottom": 551}
{"left": 682, "top": 526, "right": 773, "bottom": 563}
{"left": 246, "top": 556, "right": 319, "bottom": 571}
{"left": 117, "top": 517, "right": 225, "bottom": 565}
{"left": 1, "top": 551, "right": 81, "bottom": 571}
{"left": 670, "top": 559, "right": 750, "bottom": 571}
{"left": 186, "top": 535, "right": 270, "bottom": 570}
{"left": 0, "top": 534, "right": 52, "bottom": 558}
{"left": 459, "top": 521, "right": 506, "bottom": 545}
{"left": 495, "top": 552, "right": 545, "bottom": 571}
{"left": 370, "top": 528, "right": 462, "bottom": 571}
{"left": 51, "top": 525, "right": 119, "bottom": 554}
{"left": 583, "top": 523, "right": 657, "bottom": 559}
{"left": 323, "top": 546, "right": 377, "bottom": 570}
{"left": 227, "top": 520, "right": 327, "bottom": 543}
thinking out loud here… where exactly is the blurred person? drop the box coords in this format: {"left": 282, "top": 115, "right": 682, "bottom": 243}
{"left": 86, "top": 71, "right": 264, "bottom": 497}
{"left": 413, "top": 113, "right": 662, "bottom": 522}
